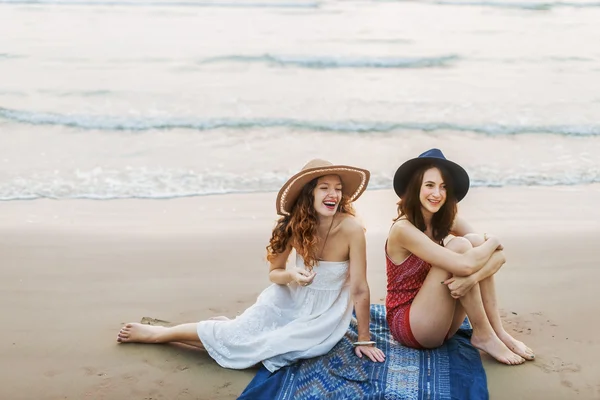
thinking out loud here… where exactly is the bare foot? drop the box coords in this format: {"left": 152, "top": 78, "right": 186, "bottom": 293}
{"left": 471, "top": 333, "right": 526, "bottom": 365}
{"left": 209, "top": 316, "right": 230, "bottom": 321}
{"left": 116, "top": 323, "right": 166, "bottom": 343}
{"left": 497, "top": 331, "right": 535, "bottom": 361}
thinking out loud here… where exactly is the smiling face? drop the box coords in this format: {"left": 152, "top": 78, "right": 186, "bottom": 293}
{"left": 312, "top": 174, "right": 343, "bottom": 218}
{"left": 419, "top": 167, "right": 446, "bottom": 216}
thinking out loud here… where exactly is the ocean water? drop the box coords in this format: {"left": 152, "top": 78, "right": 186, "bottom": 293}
{"left": 0, "top": 0, "right": 599, "bottom": 200}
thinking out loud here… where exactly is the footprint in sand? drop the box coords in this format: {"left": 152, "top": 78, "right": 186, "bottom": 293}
{"left": 140, "top": 317, "right": 171, "bottom": 326}
{"left": 534, "top": 354, "right": 582, "bottom": 394}
{"left": 500, "top": 309, "right": 560, "bottom": 337}
{"left": 535, "top": 356, "right": 580, "bottom": 374}
{"left": 120, "top": 373, "right": 139, "bottom": 384}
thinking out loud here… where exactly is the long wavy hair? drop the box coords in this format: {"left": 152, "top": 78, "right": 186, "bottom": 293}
{"left": 393, "top": 164, "right": 457, "bottom": 244}
{"left": 267, "top": 176, "right": 356, "bottom": 268}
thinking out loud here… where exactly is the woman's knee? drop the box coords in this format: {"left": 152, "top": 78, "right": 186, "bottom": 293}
{"left": 464, "top": 233, "right": 485, "bottom": 247}
{"left": 446, "top": 236, "right": 472, "bottom": 254}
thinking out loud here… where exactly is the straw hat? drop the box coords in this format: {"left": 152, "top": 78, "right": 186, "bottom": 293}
{"left": 393, "top": 148, "right": 470, "bottom": 202}
{"left": 276, "top": 159, "right": 370, "bottom": 216}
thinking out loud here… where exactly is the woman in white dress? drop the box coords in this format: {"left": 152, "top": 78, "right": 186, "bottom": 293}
{"left": 117, "top": 159, "right": 385, "bottom": 371}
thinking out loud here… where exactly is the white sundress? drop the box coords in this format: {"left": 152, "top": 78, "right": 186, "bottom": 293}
{"left": 196, "top": 254, "right": 353, "bottom": 372}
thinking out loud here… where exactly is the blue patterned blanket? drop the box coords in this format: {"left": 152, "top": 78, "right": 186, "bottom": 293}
{"left": 238, "top": 304, "right": 488, "bottom": 400}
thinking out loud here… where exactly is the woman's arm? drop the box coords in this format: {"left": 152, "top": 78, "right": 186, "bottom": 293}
{"left": 347, "top": 219, "right": 385, "bottom": 362}
{"left": 268, "top": 244, "right": 316, "bottom": 286}
{"left": 268, "top": 245, "right": 294, "bottom": 285}
{"left": 463, "top": 233, "right": 505, "bottom": 282}
{"left": 347, "top": 220, "right": 371, "bottom": 342}
{"left": 390, "top": 220, "right": 501, "bottom": 277}
{"left": 444, "top": 250, "right": 506, "bottom": 297}
{"left": 470, "top": 249, "right": 506, "bottom": 281}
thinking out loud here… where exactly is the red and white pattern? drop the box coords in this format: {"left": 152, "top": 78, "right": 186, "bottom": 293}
{"left": 385, "top": 249, "right": 431, "bottom": 349}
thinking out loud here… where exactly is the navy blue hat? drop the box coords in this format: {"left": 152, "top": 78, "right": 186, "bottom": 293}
{"left": 393, "top": 148, "right": 470, "bottom": 202}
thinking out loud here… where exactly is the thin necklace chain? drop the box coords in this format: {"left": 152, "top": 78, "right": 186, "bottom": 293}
{"left": 318, "top": 214, "right": 336, "bottom": 261}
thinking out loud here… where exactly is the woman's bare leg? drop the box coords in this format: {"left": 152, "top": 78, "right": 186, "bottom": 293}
{"left": 177, "top": 340, "right": 206, "bottom": 350}
{"left": 458, "top": 281, "right": 525, "bottom": 365}
{"left": 410, "top": 237, "right": 471, "bottom": 348}
{"left": 464, "top": 234, "right": 535, "bottom": 360}
{"left": 446, "top": 301, "right": 467, "bottom": 339}
{"left": 412, "top": 237, "right": 524, "bottom": 364}
{"left": 479, "top": 275, "right": 535, "bottom": 360}
{"left": 117, "top": 323, "right": 201, "bottom": 345}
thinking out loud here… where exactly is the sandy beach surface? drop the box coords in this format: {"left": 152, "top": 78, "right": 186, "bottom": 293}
{"left": 1, "top": 185, "right": 599, "bottom": 400}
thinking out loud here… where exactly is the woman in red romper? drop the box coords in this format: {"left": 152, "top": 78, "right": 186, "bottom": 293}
{"left": 385, "top": 149, "right": 534, "bottom": 365}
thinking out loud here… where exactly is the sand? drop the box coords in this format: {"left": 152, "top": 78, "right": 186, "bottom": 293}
{"left": 1, "top": 185, "right": 599, "bottom": 400}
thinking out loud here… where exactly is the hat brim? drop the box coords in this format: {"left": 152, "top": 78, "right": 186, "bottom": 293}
{"left": 277, "top": 165, "right": 370, "bottom": 216}
{"left": 393, "top": 157, "right": 470, "bottom": 202}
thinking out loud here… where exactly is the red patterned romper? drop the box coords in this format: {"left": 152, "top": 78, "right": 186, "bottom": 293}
{"left": 385, "top": 244, "right": 431, "bottom": 349}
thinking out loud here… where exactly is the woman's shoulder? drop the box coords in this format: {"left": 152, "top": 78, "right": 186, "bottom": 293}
{"left": 387, "top": 220, "right": 416, "bottom": 261}
{"left": 337, "top": 213, "right": 365, "bottom": 234}
{"left": 389, "top": 218, "right": 426, "bottom": 248}
{"left": 390, "top": 218, "right": 415, "bottom": 235}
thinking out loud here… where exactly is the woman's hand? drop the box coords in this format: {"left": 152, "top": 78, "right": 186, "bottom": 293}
{"left": 354, "top": 344, "right": 385, "bottom": 362}
{"left": 483, "top": 233, "right": 503, "bottom": 251}
{"left": 444, "top": 275, "right": 476, "bottom": 298}
{"left": 290, "top": 267, "right": 316, "bottom": 287}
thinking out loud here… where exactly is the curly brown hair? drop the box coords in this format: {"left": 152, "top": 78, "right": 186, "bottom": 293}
{"left": 393, "top": 163, "right": 457, "bottom": 244}
{"left": 267, "top": 176, "right": 356, "bottom": 268}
